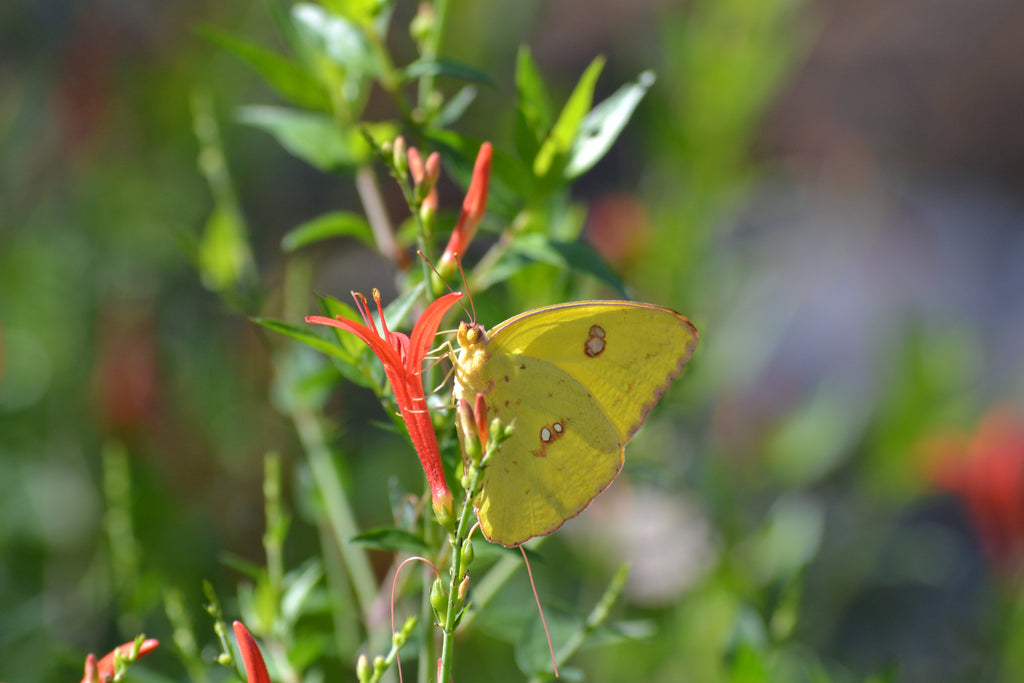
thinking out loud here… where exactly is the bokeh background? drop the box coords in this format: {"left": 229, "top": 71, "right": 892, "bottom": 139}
{"left": 4, "top": 0, "right": 1024, "bottom": 681}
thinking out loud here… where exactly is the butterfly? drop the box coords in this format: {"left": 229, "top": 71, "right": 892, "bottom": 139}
{"left": 454, "top": 301, "right": 699, "bottom": 547}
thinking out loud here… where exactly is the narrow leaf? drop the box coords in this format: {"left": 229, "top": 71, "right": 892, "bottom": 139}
{"left": 350, "top": 527, "right": 431, "bottom": 555}
{"left": 254, "top": 317, "right": 355, "bottom": 362}
{"left": 400, "top": 58, "right": 495, "bottom": 86}
{"left": 196, "top": 25, "right": 331, "bottom": 111}
{"left": 436, "top": 85, "right": 478, "bottom": 127}
{"left": 514, "top": 45, "right": 553, "bottom": 163}
{"left": 281, "top": 211, "right": 374, "bottom": 252}
{"left": 565, "top": 71, "right": 655, "bottom": 178}
{"left": 533, "top": 56, "right": 605, "bottom": 178}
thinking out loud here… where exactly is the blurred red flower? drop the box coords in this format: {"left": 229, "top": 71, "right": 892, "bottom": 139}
{"left": 925, "top": 406, "right": 1024, "bottom": 571}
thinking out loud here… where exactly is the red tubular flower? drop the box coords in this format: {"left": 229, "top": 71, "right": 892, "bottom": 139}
{"left": 306, "top": 290, "right": 463, "bottom": 520}
{"left": 439, "top": 142, "right": 492, "bottom": 274}
{"left": 232, "top": 621, "right": 271, "bottom": 683}
{"left": 81, "top": 638, "right": 159, "bottom": 683}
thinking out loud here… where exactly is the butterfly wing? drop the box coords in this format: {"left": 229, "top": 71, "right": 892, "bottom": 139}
{"left": 472, "top": 351, "right": 623, "bottom": 546}
{"left": 462, "top": 301, "right": 699, "bottom": 547}
{"left": 486, "top": 302, "right": 699, "bottom": 442}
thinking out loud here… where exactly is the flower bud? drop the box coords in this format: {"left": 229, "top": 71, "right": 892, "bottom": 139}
{"left": 461, "top": 538, "right": 475, "bottom": 568}
{"left": 392, "top": 136, "right": 408, "bottom": 179}
{"left": 429, "top": 577, "right": 447, "bottom": 622}
{"left": 432, "top": 489, "right": 456, "bottom": 532}
{"left": 474, "top": 393, "right": 489, "bottom": 450}
{"left": 457, "top": 574, "right": 470, "bottom": 602}
{"left": 356, "top": 654, "right": 371, "bottom": 682}
{"left": 457, "top": 398, "right": 482, "bottom": 466}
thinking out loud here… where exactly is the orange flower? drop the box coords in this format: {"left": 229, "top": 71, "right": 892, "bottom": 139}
{"left": 926, "top": 406, "right": 1024, "bottom": 571}
{"left": 307, "top": 290, "right": 463, "bottom": 520}
{"left": 80, "top": 638, "right": 158, "bottom": 683}
{"left": 439, "top": 142, "right": 492, "bottom": 275}
{"left": 232, "top": 621, "right": 270, "bottom": 683}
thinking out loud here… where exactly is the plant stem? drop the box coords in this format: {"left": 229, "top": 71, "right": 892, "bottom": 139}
{"left": 437, "top": 455, "right": 490, "bottom": 682}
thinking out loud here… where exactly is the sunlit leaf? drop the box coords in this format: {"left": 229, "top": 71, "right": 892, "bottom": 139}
{"left": 533, "top": 56, "right": 605, "bottom": 179}
{"left": 315, "top": 0, "right": 381, "bottom": 26}
{"left": 282, "top": 559, "right": 324, "bottom": 624}
{"left": 565, "top": 70, "right": 654, "bottom": 178}
{"left": 292, "top": 3, "right": 375, "bottom": 74}
{"left": 514, "top": 45, "right": 553, "bottom": 164}
{"left": 198, "top": 205, "right": 252, "bottom": 292}
{"left": 196, "top": 25, "right": 331, "bottom": 111}
{"left": 350, "top": 527, "right": 431, "bottom": 555}
{"left": 281, "top": 211, "right": 374, "bottom": 252}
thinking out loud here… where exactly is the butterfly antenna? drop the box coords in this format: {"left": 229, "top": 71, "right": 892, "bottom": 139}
{"left": 418, "top": 250, "right": 475, "bottom": 323}
{"left": 521, "top": 545, "right": 559, "bottom": 678}
{"left": 455, "top": 253, "right": 477, "bottom": 323}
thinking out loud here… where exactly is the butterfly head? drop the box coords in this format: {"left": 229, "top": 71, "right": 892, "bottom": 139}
{"left": 457, "top": 321, "right": 488, "bottom": 351}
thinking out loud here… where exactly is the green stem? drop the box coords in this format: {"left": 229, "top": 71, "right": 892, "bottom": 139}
{"left": 437, "top": 440, "right": 495, "bottom": 682}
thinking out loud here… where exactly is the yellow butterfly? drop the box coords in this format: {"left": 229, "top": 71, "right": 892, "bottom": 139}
{"left": 454, "top": 301, "right": 699, "bottom": 547}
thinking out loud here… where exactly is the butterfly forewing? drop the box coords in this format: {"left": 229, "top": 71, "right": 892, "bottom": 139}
{"left": 487, "top": 303, "right": 698, "bottom": 442}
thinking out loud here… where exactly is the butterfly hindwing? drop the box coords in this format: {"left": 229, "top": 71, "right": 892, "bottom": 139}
{"left": 473, "top": 352, "right": 622, "bottom": 546}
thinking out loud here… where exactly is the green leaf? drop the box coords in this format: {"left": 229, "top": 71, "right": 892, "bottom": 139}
{"left": 316, "top": 294, "right": 370, "bottom": 359}
{"left": 565, "top": 70, "right": 654, "bottom": 178}
{"left": 350, "top": 527, "right": 431, "bottom": 555}
{"left": 533, "top": 56, "right": 605, "bottom": 179}
{"left": 435, "top": 85, "right": 478, "bottom": 127}
{"left": 237, "top": 105, "right": 370, "bottom": 170}
{"left": 196, "top": 25, "right": 331, "bottom": 111}
{"left": 400, "top": 58, "right": 495, "bottom": 86}
{"left": 505, "top": 234, "right": 629, "bottom": 297}
{"left": 291, "top": 3, "right": 375, "bottom": 74}
{"left": 314, "top": 0, "right": 381, "bottom": 27}
{"left": 513, "top": 45, "right": 553, "bottom": 164}
{"left": 381, "top": 280, "right": 427, "bottom": 329}
{"left": 254, "top": 317, "right": 356, "bottom": 362}
{"left": 198, "top": 205, "right": 252, "bottom": 292}
{"left": 281, "top": 211, "right": 374, "bottom": 252}
{"left": 281, "top": 559, "right": 324, "bottom": 624}
{"left": 425, "top": 130, "right": 534, "bottom": 215}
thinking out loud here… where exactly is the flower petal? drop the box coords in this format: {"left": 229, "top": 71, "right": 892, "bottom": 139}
{"left": 233, "top": 621, "right": 271, "bottom": 683}
{"left": 407, "top": 292, "right": 464, "bottom": 373}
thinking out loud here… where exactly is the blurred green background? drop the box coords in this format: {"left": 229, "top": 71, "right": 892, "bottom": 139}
{"left": 4, "top": 0, "right": 1024, "bottom": 681}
